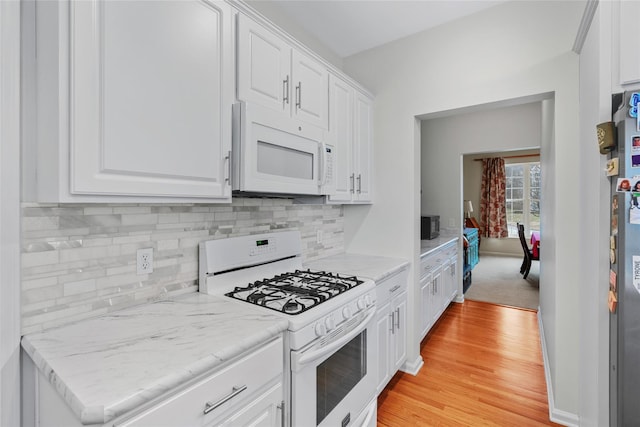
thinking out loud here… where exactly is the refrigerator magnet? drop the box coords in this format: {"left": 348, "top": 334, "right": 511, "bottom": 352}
{"left": 606, "top": 158, "right": 619, "bottom": 176}
{"left": 617, "top": 178, "right": 632, "bottom": 192}
{"left": 610, "top": 235, "right": 616, "bottom": 249}
{"left": 608, "top": 290, "right": 618, "bottom": 313}
{"left": 633, "top": 256, "right": 640, "bottom": 294}
{"left": 631, "top": 193, "right": 640, "bottom": 225}
{"left": 610, "top": 269, "right": 617, "bottom": 291}
{"left": 613, "top": 195, "right": 619, "bottom": 215}
{"left": 610, "top": 249, "right": 616, "bottom": 264}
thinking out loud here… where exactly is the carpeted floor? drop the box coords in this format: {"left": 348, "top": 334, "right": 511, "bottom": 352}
{"left": 464, "top": 255, "right": 539, "bottom": 310}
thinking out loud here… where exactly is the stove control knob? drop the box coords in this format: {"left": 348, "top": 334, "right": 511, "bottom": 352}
{"left": 364, "top": 295, "right": 373, "bottom": 307}
{"left": 357, "top": 298, "right": 366, "bottom": 310}
{"left": 315, "top": 322, "right": 327, "bottom": 337}
{"left": 342, "top": 306, "right": 352, "bottom": 320}
{"left": 325, "top": 316, "right": 336, "bottom": 331}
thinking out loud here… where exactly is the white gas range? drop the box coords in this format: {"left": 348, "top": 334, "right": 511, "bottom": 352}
{"left": 199, "top": 231, "right": 377, "bottom": 427}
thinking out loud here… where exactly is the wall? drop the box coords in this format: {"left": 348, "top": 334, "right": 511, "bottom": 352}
{"left": 0, "top": 1, "right": 21, "bottom": 425}
{"left": 422, "top": 103, "right": 542, "bottom": 257}
{"left": 578, "top": 2, "right": 613, "bottom": 426}
{"left": 463, "top": 148, "right": 541, "bottom": 257}
{"left": 342, "top": 0, "right": 583, "bottom": 418}
{"left": 21, "top": 199, "right": 344, "bottom": 334}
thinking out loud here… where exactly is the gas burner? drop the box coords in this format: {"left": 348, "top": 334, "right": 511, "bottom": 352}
{"left": 225, "top": 269, "right": 363, "bottom": 315}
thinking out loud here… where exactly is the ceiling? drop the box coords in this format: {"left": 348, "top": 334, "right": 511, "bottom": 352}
{"left": 255, "top": 0, "right": 508, "bottom": 58}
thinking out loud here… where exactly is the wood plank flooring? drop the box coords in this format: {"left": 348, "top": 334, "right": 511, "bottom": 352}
{"left": 377, "top": 300, "right": 560, "bottom": 426}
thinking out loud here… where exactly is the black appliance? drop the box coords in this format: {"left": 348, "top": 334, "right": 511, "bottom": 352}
{"left": 421, "top": 215, "right": 440, "bottom": 240}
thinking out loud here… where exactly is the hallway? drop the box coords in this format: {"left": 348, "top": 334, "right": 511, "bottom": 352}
{"left": 377, "top": 300, "right": 559, "bottom": 426}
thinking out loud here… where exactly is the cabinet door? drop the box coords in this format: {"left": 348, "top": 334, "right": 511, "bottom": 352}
{"left": 292, "top": 49, "right": 328, "bottom": 129}
{"left": 619, "top": 0, "right": 640, "bottom": 86}
{"left": 376, "top": 303, "right": 391, "bottom": 393}
{"left": 431, "top": 268, "right": 443, "bottom": 325}
{"left": 420, "top": 276, "right": 432, "bottom": 339}
{"left": 327, "top": 74, "right": 354, "bottom": 202}
{"left": 237, "top": 14, "right": 291, "bottom": 114}
{"left": 353, "top": 91, "right": 373, "bottom": 202}
{"left": 219, "top": 382, "right": 283, "bottom": 427}
{"left": 391, "top": 291, "right": 407, "bottom": 371}
{"left": 70, "top": 0, "right": 232, "bottom": 199}
{"left": 448, "top": 256, "right": 458, "bottom": 301}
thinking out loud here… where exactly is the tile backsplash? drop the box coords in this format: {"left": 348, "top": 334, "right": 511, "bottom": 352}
{"left": 21, "top": 198, "right": 344, "bottom": 334}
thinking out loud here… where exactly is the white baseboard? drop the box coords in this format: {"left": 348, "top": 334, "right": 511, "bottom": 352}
{"left": 537, "top": 310, "right": 580, "bottom": 427}
{"left": 479, "top": 251, "right": 522, "bottom": 258}
{"left": 401, "top": 356, "right": 423, "bottom": 376}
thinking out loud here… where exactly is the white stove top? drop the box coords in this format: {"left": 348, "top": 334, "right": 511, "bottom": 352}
{"left": 198, "top": 231, "right": 376, "bottom": 350}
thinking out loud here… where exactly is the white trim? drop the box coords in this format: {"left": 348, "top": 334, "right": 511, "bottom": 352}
{"left": 400, "top": 356, "right": 423, "bottom": 376}
{"left": 538, "top": 311, "right": 580, "bottom": 427}
{"left": 0, "top": 0, "right": 22, "bottom": 425}
{"left": 573, "top": 0, "right": 599, "bottom": 54}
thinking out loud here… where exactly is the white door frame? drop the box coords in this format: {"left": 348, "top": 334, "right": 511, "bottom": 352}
{"left": 0, "top": 0, "right": 22, "bottom": 425}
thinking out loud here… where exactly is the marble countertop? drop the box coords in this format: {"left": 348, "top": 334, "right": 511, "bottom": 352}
{"left": 304, "top": 253, "right": 409, "bottom": 282}
{"left": 420, "top": 236, "right": 459, "bottom": 258}
{"left": 21, "top": 293, "right": 288, "bottom": 425}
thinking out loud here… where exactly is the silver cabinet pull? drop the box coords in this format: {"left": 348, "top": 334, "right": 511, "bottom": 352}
{"left": 203, "top": 385, "right": 247, "bottom": 414}
{"left": 395, "top": 307, "right": 400, "bottom": 330}
{"left": 295, "top": 82, "right": 301, "bottom": 108}
{"left": 389, "top": 285, "right": 400, "bottom": 294}
{"left": 283, "top": 76, "right": 290, "bottom": 104}
{"left": 224, "top": 150, "right": 231, "bottom": 184}
{"left": 357, "top": 174, "right": 362, "bottom": 193}
{"left": 389, "top": 313, "right": 395, "bottom": 334}
{"left": 350, "top": 174, "right": 355, "bottom": 193}
{"left": 277, "top": 401, "right": 285, "bottom": 427}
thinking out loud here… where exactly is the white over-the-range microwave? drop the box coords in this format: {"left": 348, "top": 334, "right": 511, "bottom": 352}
{"left": 232, "top": 102, "right": 334, "bottom": 196}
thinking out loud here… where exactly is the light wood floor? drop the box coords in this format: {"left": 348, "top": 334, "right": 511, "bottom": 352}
{"left": 377, "top": 300, "right": 560, "bottom": 426}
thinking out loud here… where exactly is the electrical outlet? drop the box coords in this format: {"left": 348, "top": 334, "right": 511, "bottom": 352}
{"left": 137, "top": 248, "right": 153, "bottom": 275}
{"left": 316, "top": 230, "right": 323, "bottom": 244}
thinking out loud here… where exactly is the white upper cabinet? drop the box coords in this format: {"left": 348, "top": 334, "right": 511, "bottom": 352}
{"left": 327, "top": 74, "right": 373, "bottom": 204}
{"left": 237, "top": 14, "right": 329, "bottom": 129}
{"left": 25, "top": 0, "right": 234, "bottom": 202}
{"left": 619, "top": 0, "right": 640, "bottom": 86}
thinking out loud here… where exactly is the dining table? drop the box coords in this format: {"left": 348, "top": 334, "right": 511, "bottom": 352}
{"left": 531, "top": 231, "right": 540, "bottom": 258}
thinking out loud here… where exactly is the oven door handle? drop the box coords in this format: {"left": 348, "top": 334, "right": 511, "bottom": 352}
{"left": 294, "top": 308, "right": 376, "bottom": 368}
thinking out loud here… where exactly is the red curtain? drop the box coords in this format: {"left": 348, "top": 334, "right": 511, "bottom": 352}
{"left": 480, "top": 158, "right": 508, "bottom": 238}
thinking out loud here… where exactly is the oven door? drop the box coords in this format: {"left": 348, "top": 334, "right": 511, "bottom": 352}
{"left": 290, "top": 307, "right": 377, "bottom": 427}
{"left": 233, "top": 102, "right": 326, "bottom": 196}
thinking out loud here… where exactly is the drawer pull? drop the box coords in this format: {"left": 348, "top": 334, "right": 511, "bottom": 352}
{"left": 389, "top": 285, "right": 401, "bottom": 293}
{"left": 203, "top": 385, "right": 247, "bottom": 414}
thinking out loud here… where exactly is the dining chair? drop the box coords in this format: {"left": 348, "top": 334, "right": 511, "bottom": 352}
{"left": 517, "top": 223, "right": 538, "bottom": 279}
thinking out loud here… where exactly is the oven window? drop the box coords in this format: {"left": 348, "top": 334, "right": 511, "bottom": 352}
{"left": 257, "top": 140, "right": 314, "bottom": 180}
{"left": 316, "top": 331, "right": 367, "bottom": 425}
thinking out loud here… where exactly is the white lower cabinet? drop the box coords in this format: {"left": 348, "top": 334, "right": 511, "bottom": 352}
{"left": 375, "top": 267, "right": 408, "bottom": 393}
{"left": 420, "top": 240, "right": 459, "bottom": 341}
{"left": 24, "top": 337, "right": 284, "bottom": 427}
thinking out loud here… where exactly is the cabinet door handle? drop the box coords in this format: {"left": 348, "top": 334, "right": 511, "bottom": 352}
{"left": 277, "top": 401, "right": 285, "bottom": 427}
{"left": 203, "top": 385, "right": 247, "bottom": 414}
{"left": 350, "top": 174, "right": 355, "bottom": 193}
{"left": 224, "top": 150, "right": 231, "bottom": 185}
{"left": 395, "top": 307, "right": 400, "bottom": 330}
{"left": 357, "top": 174, "right": 362, "bottom": 193}
{"left": 389, "top": 285, "right": 400, "bottom": 294}
{"left": 283, "top": 76, "right": 290, "bottom": 104}
{"left": 295, "top": 82, "right": 301, "bottom": 108}
{"left": 389, "top": 313, "right": 395, "bottom": 334}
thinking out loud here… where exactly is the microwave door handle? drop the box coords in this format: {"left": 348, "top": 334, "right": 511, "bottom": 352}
{"left": 320, "top": 142, "right": 327, "bottom": 186}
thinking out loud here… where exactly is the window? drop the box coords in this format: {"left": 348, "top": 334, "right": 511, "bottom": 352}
{"left": 505, "top": 162, "right": 540, "bottom": 238}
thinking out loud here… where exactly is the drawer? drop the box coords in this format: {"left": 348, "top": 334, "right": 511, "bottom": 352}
{"left": 376, "top": 267, "right": 408, "bottom": 306}
{"left": 116, "top": 336, "right": 283, "bottom": 427}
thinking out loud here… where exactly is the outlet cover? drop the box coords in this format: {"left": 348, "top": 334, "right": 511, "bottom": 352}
{"left": 137, "top": 248, "right": 153, "bottom": 275}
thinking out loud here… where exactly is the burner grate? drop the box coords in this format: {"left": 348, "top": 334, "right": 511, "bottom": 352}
{"left": 225, "top": 269, "right": 363, "bottom": 315}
